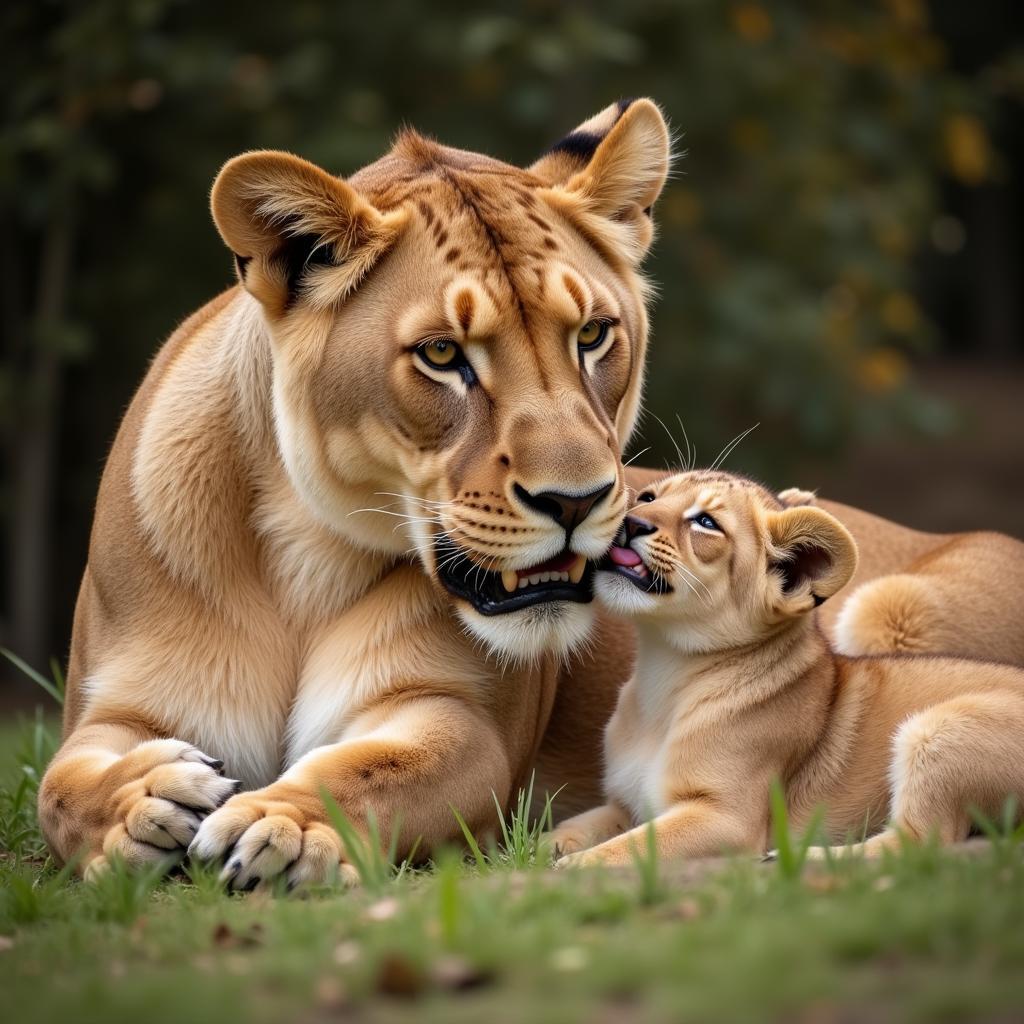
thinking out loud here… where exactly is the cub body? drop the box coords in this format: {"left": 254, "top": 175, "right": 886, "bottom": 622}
{"left": 550, "top": 470, "right": 1024, "bottom": 864}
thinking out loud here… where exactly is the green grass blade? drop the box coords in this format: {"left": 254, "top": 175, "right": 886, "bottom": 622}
{"left": 769, "top": 777, "right": 798, "bottom": 879}
{"left": 1, "top": 648, "right": 64, "bottom": 705}
{"left": 320, "top": 787, "right": 374, "bottom": 891}
{"left": 450, "top": 805, "right": 488, "bottom": 870}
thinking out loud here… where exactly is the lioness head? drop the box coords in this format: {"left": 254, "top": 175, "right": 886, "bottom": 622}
{"left": 210, "top": 100, "right": 670, "bottom": 660}
{"left": 596, "top": 470, "right": 858, "bottom": 652}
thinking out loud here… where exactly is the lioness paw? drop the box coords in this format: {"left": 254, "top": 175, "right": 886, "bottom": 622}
{"left": 189, "top": 792, "right": 350, "bottom": 892}
{"left": 87, "top": 742, "right": 237, "bottom": 879}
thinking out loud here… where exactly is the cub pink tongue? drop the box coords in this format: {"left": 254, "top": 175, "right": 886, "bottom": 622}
{"left": 609, "top": 545, "right": 643, "bottom": 568}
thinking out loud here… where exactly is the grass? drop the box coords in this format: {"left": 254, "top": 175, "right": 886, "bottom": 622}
{"left": 2, "top": 690, "right": 1024, "bottom": 1023}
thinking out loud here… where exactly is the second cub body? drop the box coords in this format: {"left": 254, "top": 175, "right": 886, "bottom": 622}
{"left": 551, "top": 470, "right": 1024, "bottom": 865}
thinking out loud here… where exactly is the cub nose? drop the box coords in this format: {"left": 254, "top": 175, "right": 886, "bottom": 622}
{"left": 624, "top": 515, "right": 657, "bottom": 541}
{"left": 515, "top": 482, "right": 614, "bottom": 533}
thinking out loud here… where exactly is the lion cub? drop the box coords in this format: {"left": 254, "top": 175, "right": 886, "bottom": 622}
{"left": 550, "top": 469, "right": 1024, "bottom": 866}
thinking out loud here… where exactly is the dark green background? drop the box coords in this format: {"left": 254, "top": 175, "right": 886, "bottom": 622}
{"left": 3, "top": 0, "right": 1022, "bottom": 688}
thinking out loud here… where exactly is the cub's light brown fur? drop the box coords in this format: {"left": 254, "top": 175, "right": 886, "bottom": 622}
{"left": 550, "top": 470, "right": 1024, "bottom": 865}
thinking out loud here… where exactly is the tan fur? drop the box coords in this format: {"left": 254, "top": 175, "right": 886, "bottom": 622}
{"left": 550, "top": 470, "right": 1024, "bottom": 865}
{"left": 40, "top": 100, "right": 673, "bottom": 883}
{"left": 40, "top": 98, "right": 1023, "bottom": 884}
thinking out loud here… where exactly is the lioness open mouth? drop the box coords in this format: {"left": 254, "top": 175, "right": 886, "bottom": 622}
{"left": 435, "top": 535, "right": 595, "bottom": 615}
{"left": 598, "top": 543, "right": 674, "bottom": 595}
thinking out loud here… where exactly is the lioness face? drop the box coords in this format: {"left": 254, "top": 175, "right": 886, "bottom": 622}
{"left": 595, "top": 471, "right": 858, "bottom": 653}
{"left": 211, "top": 101, "right": 670, "bottom": 660}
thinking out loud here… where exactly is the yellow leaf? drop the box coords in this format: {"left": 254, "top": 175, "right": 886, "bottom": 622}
{"left": 880, "top": 292, "right": 921, "bottom": 335}
{"left": 944, "top": 114, "right": 992, "bottom": 186}
{"left": 858, "top": 348, "right": 909, "bottom": 393}
{"left": 730, "top": 4, "right": 773, "bottom": 44}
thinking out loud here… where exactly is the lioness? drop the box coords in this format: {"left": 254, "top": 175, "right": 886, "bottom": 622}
{"left": 39, "top": 99, "right": 1024, "bottom": 887}
{"left": 549, "top": 470, "right": 1024, "bottom": 866}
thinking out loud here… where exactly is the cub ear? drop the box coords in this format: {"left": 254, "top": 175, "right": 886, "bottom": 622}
{"left": 766, "top": 506, "right": 858, "bottom": 614}
{"left": 777, "top": 487, "right": 818, "bottom": 508}
{"left": 211, "top": 151, "right": 407, "bottom": 316}
{"left": 531, "top": 98, "right": 671, "bottom": 264}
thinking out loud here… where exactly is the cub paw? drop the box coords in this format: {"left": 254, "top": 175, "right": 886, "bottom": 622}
{"left": 88, "top": 741, "right": 238, "bottom": 878}
{"left": 189, "top": 791, "right": 353, "bottom": 892}
{"left": 546, "top": 826, "right": 588, "bottom": 861}
{"left": 554, "top": 847, "right": 605, "bottom": 869}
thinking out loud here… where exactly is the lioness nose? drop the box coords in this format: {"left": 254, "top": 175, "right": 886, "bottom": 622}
{"left": 515, "top": 482, "right": 614, "bottom": 533}
{"left": 624, "top": 515, "right": 657, "bottom": 540}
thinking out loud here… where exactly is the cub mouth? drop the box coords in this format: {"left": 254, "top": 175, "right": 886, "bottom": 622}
{"left": 435, "top": 534, "right": 594, "bottom": 616}
{"left": 598, "top": 543, "right": 673, "bottom": 595}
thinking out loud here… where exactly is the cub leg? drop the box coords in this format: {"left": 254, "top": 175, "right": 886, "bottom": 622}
{"left": 190, "top": 694, "right": 512, "bottom": 891}
{"left": 548, "top": 803, "right": 632, "bottom": 858}
{"left": 812, "top": 692, "right": 1024, "bottom": 858}
{"left": 834, "top": 574, "right": 953, "bottom": 657}
{"left": 834, "top": 534, "right": 1024, "bottom": 665}
{"left": 39, "top": 719, "right": 239, "bottom": 879}
{"left": 557, "top": 800, "right": 760, "bottom": 868}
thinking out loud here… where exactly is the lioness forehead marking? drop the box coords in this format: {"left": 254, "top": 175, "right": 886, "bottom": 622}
{"left": 444, "top": 277, "right": 498, "bottom": 340}
{"left": 454, "top": 289, "right": 475, "bottom": 333}
{"left": 562, "top": 273, "right": 588, "bottom": 319}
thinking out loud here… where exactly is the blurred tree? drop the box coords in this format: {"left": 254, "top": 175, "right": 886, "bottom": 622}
{"left": 0, "top": 0, "right": 1016, "bottom": 676}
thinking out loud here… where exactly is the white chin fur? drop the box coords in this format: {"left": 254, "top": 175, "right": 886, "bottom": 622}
{"left": 594, "top": 572, "right": 663, "bottom": 617}
{"left": 457, "top": 600, "right": 596, "bottom": 666}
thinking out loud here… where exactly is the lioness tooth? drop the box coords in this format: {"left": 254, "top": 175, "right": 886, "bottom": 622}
{"left": 568, "top": 557, "right": 586, "bottom": 584}
{"left": 557, "top": 572, "right": 569, "bottom": 583}
{"left": 518, "top": 578, "right": 529, "bottom": 590}
{"left": 529, "top": 574, "right": 542, "bottom": 585}
{"left": 501, "top": 570, "right": 518, "bottom": 593}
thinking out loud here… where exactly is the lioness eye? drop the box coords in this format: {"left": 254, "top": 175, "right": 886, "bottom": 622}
{"left": 419, "top": 338, "right": 459, "bottom": 368}
{"left": 637, "top": 491, "right": 655, "bottom": 503}
{"left": 577, "top": 319, "right": 609, "bottom": 351}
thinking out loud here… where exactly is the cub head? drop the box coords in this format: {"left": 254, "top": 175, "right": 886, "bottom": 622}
{"left": 596, "top": 470, "right": 858, "bottom": 652}
{"left": 210, "top": 99, "right": 670, "bottom": 660}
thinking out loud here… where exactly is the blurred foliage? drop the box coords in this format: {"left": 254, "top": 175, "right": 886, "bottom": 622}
{"left": 0, "top": 0, "right": 1016, "bottom": 660}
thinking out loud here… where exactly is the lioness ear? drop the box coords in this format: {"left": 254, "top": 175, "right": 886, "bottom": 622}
{"left": 531, "top": 98, "right": 671, "bottom": 264}
{"left": 767, "top": 506, "right": 858, "bottom": 613}
{"left": 211, "top": 151, "right": 406, "bottom": 316}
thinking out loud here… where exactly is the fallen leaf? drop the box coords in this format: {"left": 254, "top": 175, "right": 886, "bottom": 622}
{"left": 315, "top": 975, "right": 349, "bottom": 1010}
{"left": 375, "top": 953, "right": 425, "bottom": 998}
{"left": 212, "top": 921, "right": 263, "bottom": 948}
{"left": 333, "top": 940, "right": 361, "bottom": 966}
{"left": 364, "top": 897, "right": 401, "bottom": 922}
{"left": 431, "top": 955, "right": 492, "bottom": 992}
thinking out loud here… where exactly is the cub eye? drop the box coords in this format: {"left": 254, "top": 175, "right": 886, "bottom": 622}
{"left": 419, "top": 338, "right": 460, "bottom": 368}
{"left": 690, "top": 512, "right": 721, "bottom": 532}
{"left": 637, "top": 491, "right": 655, "bottom": 503}
{"left": 577, "top": 319, "right": 609, "bottom": 352}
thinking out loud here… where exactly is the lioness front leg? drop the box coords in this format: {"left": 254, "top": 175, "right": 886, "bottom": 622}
{"left": 557, "top": 801, "right": 759, "bottom": 868}
{"left": 190, "top": 695, "right": 511, "bottom": 891}
{"left": 39, "top": 719, "right": 239, "bottom": 879}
